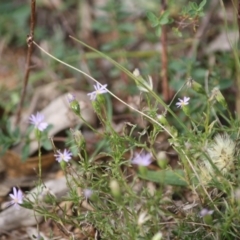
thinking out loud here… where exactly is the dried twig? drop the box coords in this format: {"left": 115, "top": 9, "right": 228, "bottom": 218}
{"left": 235, "top": 0, "right": 240, "bottom": 115}
{"left": 238, "top": 0, "right": 240, "bottom": 46}
{"left": 15, "top": 0, "right": 36, "bottom": 124}
{"left": 160, "top": 0, "right": 171, "bottom": 101}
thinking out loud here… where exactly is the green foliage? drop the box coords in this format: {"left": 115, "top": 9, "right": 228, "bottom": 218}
{"left": 92, "top": 0, "right": 137, "bottom": 52}
{"left": 3, "top": 0, "right": 240, "bottom": 239}
{"left": 139, "top": 169, "right": 188, "bottom": 186}
{"left": 0, "top": 2, "right": 29, "bottom": 45}
{"left": 0, "top": 120, "right": 21, "bottom": 155}
{"left": 147, "top": 10, "right": 173, "bottom": 36}
{"left": 181, "top": 0, "right": 207, "bottom": 18}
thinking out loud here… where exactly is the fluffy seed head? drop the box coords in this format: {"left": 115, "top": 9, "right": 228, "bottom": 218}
{"left": 206, "top": 133, "right": 235, "bottom": 175}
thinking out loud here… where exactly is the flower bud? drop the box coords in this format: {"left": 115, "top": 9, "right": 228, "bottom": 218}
{"left": 187, "top": 78, "right": 206, "bottom": 95}
{"left": 200, "top": 208, "right": 214, "bottom": 225}
{"left": 214, "top": 88, "right": 227, "bottom": 108}
{"left": 133, "top": 68, "right": 140, "bottom": 77}
{"left": 157, "top": 151, "right": 168, "bottom": 169}
{"left": 109, "top": 179, "right": 121, "bottom": 200}
{"left": 152, "top": 232, "right": 163, "bottom": 240}
{"left": 157, "top": 114, "right": 168, "bottom": 126}
{"left": 67, "top": 94, "right": 81, "bottom": 115}
{"left": 73, "top": 130, "right": 86, "bottom": 148}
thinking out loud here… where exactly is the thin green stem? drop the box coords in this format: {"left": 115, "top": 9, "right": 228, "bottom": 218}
{"left": 38, "top": 140, "right": 42, "bottom": 179}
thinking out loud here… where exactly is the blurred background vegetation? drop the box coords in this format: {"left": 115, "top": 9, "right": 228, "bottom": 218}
{"left": 0, "top": 0, "right": 237, "bottom": 138}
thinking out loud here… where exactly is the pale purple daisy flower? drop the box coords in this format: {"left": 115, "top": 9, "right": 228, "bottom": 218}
{"left": 132, "top": 152, "right": 152, "bottom": 166}
{"left": 67, "top": 93, "right": 75, "bottom": 103}
{"left": 87, "top": 83, "right": 108, "bottom": 101}
{"left": 54, "top": 149, "right": 72, "bottom": 163}
{"left": 29, "top": 112, "right": 48, "bottom": 131}
{"left": 83, "top": 189, "right": 93, "bottom": 199}
{"left": 176, "top": 96, "right": 190, "bottom": 108}
{"left": 200, "top": 208, "right": 214, "bottom": 217}
{"left": 9, "top": 187, "right": 23, "bottom": 208}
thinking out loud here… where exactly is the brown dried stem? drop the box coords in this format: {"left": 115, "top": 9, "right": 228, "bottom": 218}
{"left": 235, "top": 0, "right": 240, "bottom": 114}
{"left": 15, "top": 0, "right": 36, "bottom": 124}
{"left": 238, "top": 0, "right": 240, "bottom": 45}
{"left": 160, "top": 0, "right": 171, "bottom": 101}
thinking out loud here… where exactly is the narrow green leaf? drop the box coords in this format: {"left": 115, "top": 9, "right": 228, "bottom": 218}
{"left": 138, "top": 169, "right": 188, "bottom": 186}
{"left": 146, "top": 12, "right": 159, "bottom": 27}
{"left": 159, "top": 11, "right": 169, "bottom": 25}
{"left": 199, "top": 0, "right": 207, "bottom": 10}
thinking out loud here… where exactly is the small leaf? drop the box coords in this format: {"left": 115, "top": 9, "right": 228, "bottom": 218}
{"left": 159, "top": 11, "right": 170, "bottom": 25}
{"left": 42, "top": 139, "right": 53, "bottom": 151}
{"left": 191, "top": 2, "right": 198, "bottom": 10}
{"left": 21, "top": 201, "right": 34, "bottom": 209}
{"left": 21, "top": 144, "right": 30, "bottom": 161}
{"left": 147, "top": 12, "right": 159, "bottom": 27}
{"left": 199, "top": 0, "right": 207, "bottom": 10}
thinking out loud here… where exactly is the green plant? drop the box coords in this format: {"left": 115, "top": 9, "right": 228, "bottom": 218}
{"left": 4, "top": 1, "right": 240, "bottom": 239}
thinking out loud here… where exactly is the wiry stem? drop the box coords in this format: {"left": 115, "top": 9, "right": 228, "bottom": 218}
{"left": 15, "top": 0, "right": 36, "bottom": 124}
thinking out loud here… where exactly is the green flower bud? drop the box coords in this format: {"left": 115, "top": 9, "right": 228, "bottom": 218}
{"left": 152, "top": 232, "right": 163, "bottom": 240}
{"left": 73, "top": 130, "right": 86, "bottom": 148}
{"left": 157, "top": 151, "right": 168, "bottom": 169}
{"left": 203, "top": 214, "right": 213, "bottom": 225}
{"left": 187, "top": 78, "right": 206, "bottom": 95}
{"left": 67, "top": 94, "right": 81, "bottom": 115}
{"left": 215, "top": 88, "right": 227, "bottom": 108}
{"left": 109, "top": 179, "right": 121, "bottom": 200}
{"left": 200, "top": 209, "right": 214, "bottom": 225}
{"left": 157, "top": 114, "right": 168, "bottom": 125}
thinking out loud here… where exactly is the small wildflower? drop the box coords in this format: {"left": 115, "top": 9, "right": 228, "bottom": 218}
{"left": 206, "top": 133, "right": 235, "bottom": 174}
{"left": 132, "top": 152, "right": 152, "bottom": 166}
{"left": 9, "top": 187, "right": 23, "bottom": 208}
{"left": 200, "top": 208, "right": 214, "bottom": 225}
{"left": 87, "top": 83, "right": 108, "bottom": 101}
{"left": 200, "top": 208, "right": 214, "bottom": 217}
{"left": 176, "top": 96, "right": 190, "bottom": 108}
{"left": 83, "top": 189, "right": 93, "bottom": 199}
{"left": 67, "top": 93, "right": 75, "bottom": 103}
{"left": 29, "top": 112, "right": 48, "bottom": 131}
{"left": 54, "top": 149, "right": 72, "bottom": 163}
